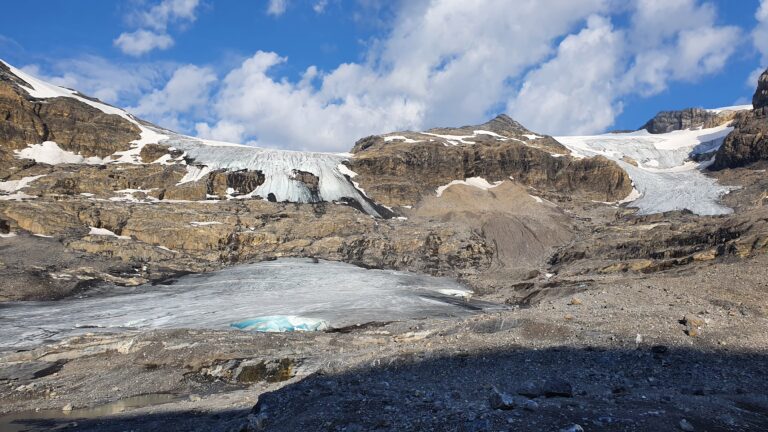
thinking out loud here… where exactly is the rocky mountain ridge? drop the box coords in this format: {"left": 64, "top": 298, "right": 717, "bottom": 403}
{"left": 1, "top": 61, "right": 767, "bottom": 302}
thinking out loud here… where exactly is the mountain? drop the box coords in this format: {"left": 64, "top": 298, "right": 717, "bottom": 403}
{"left": 709, "top": 68, "right": 768, "bottom": 170}
{"left": 2, "top": 60, "right": 768, "bottom": 430}
{"left": 1, "top": 59, "right": 767, "bottom": 298}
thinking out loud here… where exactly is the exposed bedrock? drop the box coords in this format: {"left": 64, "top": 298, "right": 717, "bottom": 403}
{"left": 710, "top": 69, "right": 768, "bottom": 170}
{"left": 0, "top": 62, "right": 140, "bottom": 157}
{"left": 548, "top": 208, "right": 768, "bottom": 275}
{"left": 641, "top": 107, "right": 741, "bottom": 134}
{"left": 349, "top": 141, "right": 631, "bottom": 208}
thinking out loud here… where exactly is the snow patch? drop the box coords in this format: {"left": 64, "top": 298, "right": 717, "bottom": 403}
{"left": 383, "top": 135, "right": 423, "bottom": 143}
{"left": 0, "top": 175, "right": 45, "bottom": 193}
{"left": 16, "top": 142, "right": 108, "bottom": 165}
{"left": 88, "top": 227, "right": 131, "bottom": 240}
{"left": 436, "top": 177, "right": 503, "bottom": 197}
{"left": 523, "top": 134, "right": 543, "bottom": 140}
{"left": 190, "top": 221, "right": 222, "bottom": 227}
{"left": 707, "top": 104, "right": 753, "bottom": 114}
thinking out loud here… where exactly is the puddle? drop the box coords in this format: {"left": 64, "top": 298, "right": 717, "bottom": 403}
{"left": 0, "top": 393, "right": 180, "bottom": 431}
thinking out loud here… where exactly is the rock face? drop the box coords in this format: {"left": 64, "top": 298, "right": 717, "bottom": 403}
{"left": 754, "top": 68, "right": 768, "bottom": 111}
{"left": 0, "top": 62, "right": 140, "bottom": 157}
{"left": 710, "top": 69, "right": 768, "bottom": 170}
{"left": 642, "top": 108, "right": 715, "bottom": 134}
{"left": 640, "top": 108, "right": 738, "bottom": 134}
{"left": 349, "top": 115, "right": 632, "bottom": 207}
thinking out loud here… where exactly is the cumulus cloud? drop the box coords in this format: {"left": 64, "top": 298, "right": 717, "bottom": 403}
{"left": 196, "top": 0, "right": 610, "bottom": 150}
{"left": 267, "top": 0, "right": 288, "bottom": 16}
{"left": 509, "top": 15, "right": 624, "bottom": 135}
{"left": 509, "top": 0, "right": 741, "bottom": 134}
{"left": 129, "top": 65, "right": 217, "bottom": 131}
{"left": 114, "top": 0, "right": 201, "bottom": 56}
{"left": 20, "top": 56, "right": 174, "bottom": 105}
{"left": 753, "top": 0, "right": 768, "bottom": 77}
{"left": 94, "top": 0, "right": 746, "bottom": 150}
{"left": 114, "top": 30, "right": 174, "bottom": 57}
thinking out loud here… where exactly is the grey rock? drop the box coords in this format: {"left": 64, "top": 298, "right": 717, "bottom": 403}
{"left": 641, "top": 108, "right": 717, "bottom": 134}
{"left": 679, "top": 419, "right": 695, "bottom": 431}
{"left": 0, "top": 361, "right": 63, "bottom": 380}
{"left": 753, "top": 68, "right": 768, "bottom": 110}
{"left": 559, "top": 424, "right": 584, "bottom": 432}
{"left": 543, "top": 378, "right": 574, "bottom": 398}
{"left": 489, "top": 387, "right": 516, "bottom": 410}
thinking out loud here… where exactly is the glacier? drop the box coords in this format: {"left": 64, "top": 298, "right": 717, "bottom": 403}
{"left": 556, "top": 125, "right": 737, "bottom": 216}
{"left": 0, "top": 259, "right": 487, "bottom": 350}
{"left": 3, "top": 60, "right": 382, "bottom": 216}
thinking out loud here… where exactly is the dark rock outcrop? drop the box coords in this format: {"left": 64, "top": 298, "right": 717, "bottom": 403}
{"left": 349, "top": 138, "right": 631, "bottom": 207}
{"left": 710, "top": 69, "right": 768, "bottom": 170}
{"left": 641, "top": 108, "right": 717, "bottom": 134}
{"left": 0, "top": 61, "right": 140, "bottom": 158}
{"left": 754, "top": 68, "right": 768, "bottom": 111}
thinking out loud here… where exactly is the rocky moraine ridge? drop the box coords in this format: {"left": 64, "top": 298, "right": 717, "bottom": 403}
{"left": 0, "top": 61, "right": 767, "bottom": 431}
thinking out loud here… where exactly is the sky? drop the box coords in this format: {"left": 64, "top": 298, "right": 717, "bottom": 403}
{"left": 0, "top": 0, "right": 766, "bottom": 152}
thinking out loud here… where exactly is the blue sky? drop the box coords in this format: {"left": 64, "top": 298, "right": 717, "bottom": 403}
{"left": 0, "top": 0, "right": 766, "bottom": 151}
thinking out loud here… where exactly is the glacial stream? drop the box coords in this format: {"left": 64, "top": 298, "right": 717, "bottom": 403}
{"left": 0, "top": 259, "right": 487, "bottom": 351}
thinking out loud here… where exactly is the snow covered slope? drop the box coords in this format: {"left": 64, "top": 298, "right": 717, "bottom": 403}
{"left": 556, "top": 125, "right": 736, "bottom": 216}
{"left": 2, "top": 60, "right": 383, "bottom": 216}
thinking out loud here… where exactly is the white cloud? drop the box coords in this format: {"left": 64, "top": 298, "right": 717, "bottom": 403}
{"left": 197, "top": 0, "right": 610, "bottom": 150}
{"left": 313, "top": 0, "right": 329, "bottom": 14}
{"left": 115, "top": 0, "right": 201, "bottom": 56}
{"left": 136, "top": 0, "right": 200, "bottom": 31}
{"left": 129, "top": 65, "right": 217, "bottom": 131}
{"left": 20, "top": 56, "right": 174, "bottom": 105}
{"left": 755, "top": 0, "right": 768, "bottom": 66}
{"left": 114, "top": 30, "right": 174, "bottom": 57}
{"left": 36, "top": 0, "right": 742, "bottom": 149}
{"left": 508, "top": 15, "right": 624, "bottom": 135}
{"left": 510, "top": 0, "right": 741, "bottom": 134}
{"left": 267, "top": 0, "right": 288, "bottom": 16}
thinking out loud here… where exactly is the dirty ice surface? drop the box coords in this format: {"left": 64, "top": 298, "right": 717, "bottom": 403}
{"left": 556, "top": 125, "right": 736, "bottom": 216}
{"left": 0, "top": 259, "right": 487, "bottom": 350}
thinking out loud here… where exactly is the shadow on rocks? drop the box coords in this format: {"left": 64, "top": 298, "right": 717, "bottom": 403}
{"left": 18, "top": 346, "right": 768, "bottom": 432}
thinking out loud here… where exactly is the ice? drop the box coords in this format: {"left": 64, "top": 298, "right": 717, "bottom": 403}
{"left": 0, "top": 259, "right": 489, "bottom": 350}
{"left": 163, "top": 134, "right": 383, "bottom": 216}
{"left": 435, "top": 177, "right": 504, "bottom": 197}
{"left": 556, "top": 125, "right": 735, "bottom": 215}
{"left": 231, "top": 316, "right": 329, "bottom": 333}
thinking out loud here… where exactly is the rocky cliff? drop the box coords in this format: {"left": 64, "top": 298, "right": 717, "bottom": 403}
{"left": 710, "top": 68, "right": 768, "bottom": 170}
{"left": 348, "top": 115, "right": 632, "bottom": 207}
{"left": 641, "top": 107, "right": 742, "bottom": 134}
{"left": 0, "top": 62, "right": 140, "bottom": 157}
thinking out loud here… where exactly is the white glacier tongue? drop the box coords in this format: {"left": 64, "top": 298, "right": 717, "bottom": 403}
{"left": 0, "top": 259, "right": 486, "bottom": 350}
{"left": 162, "top": 134, "right": 383, "bottom": 216}
{"left": 556, "top": 125, "right": 736, "bottom": 216}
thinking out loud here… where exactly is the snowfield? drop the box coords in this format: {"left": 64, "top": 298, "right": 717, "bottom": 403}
{"left": 556, "top": 125, "right": 736, "bottom": 216}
